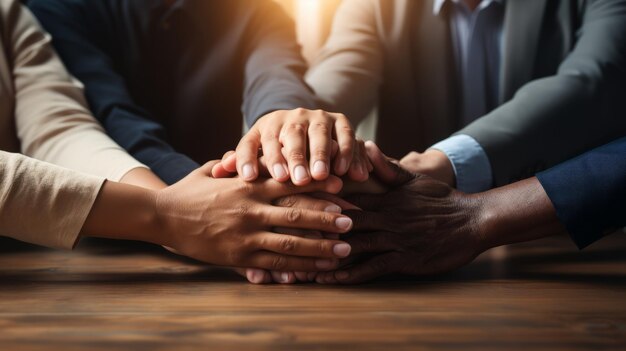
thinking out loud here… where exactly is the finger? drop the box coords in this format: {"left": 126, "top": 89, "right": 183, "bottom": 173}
{"left": 263, "top": 207, "right": 353, "bottom": 233}
{"left": 254, "top": 233, "right": 352, "bottom": 258}
{"left": 365, "top": 140, "right": 414, "bottom": 186}
{"left": 317, "top": 252, "right": 398, "bottom": 284}
{"left": 198, "top": 160, "right": 222, "bottom": 177}
{"left": 332, "top": 113, "right": 355, "bottom": 176}
{"left": 211, "top": 162, "right": 235, "bottom": 178}
{"left": 245, "top": 268, "right": 273, "bottom": 284}
{"left": 221, "top": 151, "right": 237, "bottom": 173}
{"left": 270, "top": 271, "right": 297, "bottom": 284}
{"left": 308, "top": 115, "right": 332, "bottom": 181}
{"left": 260, "top": 124, "right": 290, "bottom": 182}
{"left": 331, "top": 140, "right": 339, "bottom": 159}
{"left": 343, "top": 209, "right": 387, "bottom": 232}
{"left": 346, "top": 232, "right": 400, "bottom": 255}
{"left": 256, "top": 155, "right": 272, "bottom": 178}
{"left": 247, "top": 253, "right": 340, "bottom": 272}
{"left": 274, "top": 227, "right": 323, "bottom": 239}
{"left": 274, "top": 194, "right": 342, "bottom": 214}
{"left": 348, "top": 140, "right": 369, "bottom": 182}
{"left": 307, "top": 272, "right": 319, "bottom": 282}
{"left": 310, "top": 192, "right": 361, "bottom": 211}
{"left": 342, "top": 193, "right": 385, "bottom": 211}
{"left": 294, "top": 272, "right": 309, "bottom": 281}
{"left": 260, "top": 175, "right": 343, "bottom": 199}
{"left": 280, "top": 119, "right": 311, "bottom": 185}
{"left": 235, "top": 131, "right": 261, "bottom": 181}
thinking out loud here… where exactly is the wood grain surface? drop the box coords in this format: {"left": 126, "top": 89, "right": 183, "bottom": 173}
{"left": 0, "top": 232, "right": 625, "bottom": 350}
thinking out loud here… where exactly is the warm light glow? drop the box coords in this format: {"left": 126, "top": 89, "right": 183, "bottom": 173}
{"left": 274, "top": 0, "right": 341, "bottom": 63}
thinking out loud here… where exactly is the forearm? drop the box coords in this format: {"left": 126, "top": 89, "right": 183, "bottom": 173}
{"left": 119, "top": 167, "right": 167, "bottom": 190}
{"left": 80, "top": 181, "right": 164, "bottom": 245}
{"left": 475, "top": 177, "right": 567, "bottom": 251}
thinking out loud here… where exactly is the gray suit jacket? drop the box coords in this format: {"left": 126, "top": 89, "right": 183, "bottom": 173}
{"left": 307, "top": 0, "right": 626, "bottom": 186}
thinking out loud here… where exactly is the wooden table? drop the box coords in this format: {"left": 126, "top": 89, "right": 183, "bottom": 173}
{"left": 0, "top": 232, "right": 625, "bottom": 350}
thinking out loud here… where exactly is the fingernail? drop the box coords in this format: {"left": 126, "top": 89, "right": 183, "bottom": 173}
{"left": 294, "top": 165, "right": 308, "bottom": 182}
{"left": 313, "top": 160, "right": 327, "bottom": 176}
{"left": 335, "top": 217, "right": 353, "bottom": 231}
{"left": 324, "top": 205, "right": 342, "bottom": 213}
{"left": 280, "top": 272, "right": 290, "bottom": 283}
{"left": 336, "top": 271, "right": 350, "bottom": 280}
{"left": 242, "top": 163, "right": 255, "bottom": 180}
{"left": 248, "top": 269, "right": 264, "bottom": 284}
{"left": 315, "top": 259, "right": 335, "bottom": 269}
{"left": 273, "top": 164, "right": 288, "bottom": 179}
{"left": 333, "top": 243, "right": 351, "bottom": 257}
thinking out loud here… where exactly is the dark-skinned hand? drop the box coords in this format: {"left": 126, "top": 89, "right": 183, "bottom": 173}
{"left": 315, "top": 141, "right": 485, "bottom": 284}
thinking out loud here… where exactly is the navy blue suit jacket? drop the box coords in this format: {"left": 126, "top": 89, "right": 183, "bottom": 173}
{"left": 28, "top": 0, "right": 319, "bottom": 184}
{"left": 537, "top": 136, "right": 626, "bottom": 249}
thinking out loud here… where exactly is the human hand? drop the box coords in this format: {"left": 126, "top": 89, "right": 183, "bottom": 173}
{"left": 238, "top": 193, "right": 350, "bottom": 284}
{"left": 212, "top": 108, "right": 371, "bottom": 185}
{"left": 154, "top": 161, "right": 354, "bottom": 272}
{"left": 315, "top": 142, "right": 484, "bottom": 284}
{"left": 400, "top": 149, "right": 455, "bottom": 187}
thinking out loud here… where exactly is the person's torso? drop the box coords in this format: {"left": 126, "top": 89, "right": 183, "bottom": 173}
{"left": 374, "top": 0, "right": 582, "bottom": 157}
{"left": 83, "top": 0, "right": 257, "bottom": 162}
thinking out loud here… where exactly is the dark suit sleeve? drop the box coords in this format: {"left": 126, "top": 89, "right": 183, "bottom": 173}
{"left": 241, "top": 1, "right": 320, "bottom": 127}
{"left": 459, "top": 0, "right": 626, "bottom": 186}
{"left": 536, "top": 136, "right": 626, "bottom": 249}
{"left": 27, "top": 1, "right": 199, "bottom": 185}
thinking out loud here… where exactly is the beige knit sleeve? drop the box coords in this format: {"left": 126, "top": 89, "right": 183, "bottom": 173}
{"left": 0, "top": 151, "right": 103, "bottom": 249}
{"left": 6, "top": 0, "right": 147, "bottom": 182}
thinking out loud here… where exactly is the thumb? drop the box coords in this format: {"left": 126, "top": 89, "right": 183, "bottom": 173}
{"left": 365, "top": 141, "right": 414, "bottom": 186}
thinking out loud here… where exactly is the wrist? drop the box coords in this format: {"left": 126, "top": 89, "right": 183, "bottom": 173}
{"left": 472, "top": 177, "right": 563, "bottom": 251}
{"left": 81, "top": 181, "right": 162, "bottom": 244}
{"left": 471, "top": 190, "right": 500, "bottom": 252}
{"left": 450, "top": 190, "right": 492, "bottom": 256}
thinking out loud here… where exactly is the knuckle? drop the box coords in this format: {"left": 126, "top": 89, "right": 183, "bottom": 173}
{"left": 318, "top": 240, "right": 331, "bottom": 255}
{"left": 310, "top": 122, "right": 330, "bottom": 135}
{"left": 286, "top": 208, "right": 302, "bottom": 223}
{"left": 275, "top": 195, "right": 298, "bottom": 208}
{"left": 226, "top": 249, "right": 244, "bottom": 265}
{"left": 320, "top": 213, "right": 333, "bottom": 226}
{"left": 313, "top": 148, "right": 329, "bottom": 161}
{"left": 238, "top": 138, "right": 258, "bottom": 151}
{"left": 339, "top": 124, "right": 355, "bottom": 138}
{"left": 287, "top": 122, "right": 307, "bottom": 136}
{"left": 271, "top": 255, "right": 288, "bottom": 270}
{"left": 288, "top": 150, "right": 306, "bottom": 163}
{"left": 294, "top": 107, "right": 307, "bottom": 115}
{"left": 279, "top": 237, "right": 297, "bottom": 253}
{"left": 237, "top": 181, "right": 256, "bottom": 196}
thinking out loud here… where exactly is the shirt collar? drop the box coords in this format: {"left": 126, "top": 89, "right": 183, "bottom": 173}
{"left": 433, "top": 0, "right": 505, "bottom": 16}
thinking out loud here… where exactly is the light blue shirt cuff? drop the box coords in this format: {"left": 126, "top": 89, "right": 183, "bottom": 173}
{"left": 429, "top": 134, "right": 493, "bottom": 193}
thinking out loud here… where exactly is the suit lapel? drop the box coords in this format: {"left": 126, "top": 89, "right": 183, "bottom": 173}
{"left": 501, "top": 0, "right": 547, "bottom": 102}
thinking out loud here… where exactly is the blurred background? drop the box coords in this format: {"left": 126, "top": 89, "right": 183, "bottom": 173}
{"left": 274, "top": 0, "right": 341, "bottom": 63}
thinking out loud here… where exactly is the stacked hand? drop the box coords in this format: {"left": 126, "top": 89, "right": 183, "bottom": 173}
{"left": 315, "top": 142, "right": 484, "bottom": 283}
